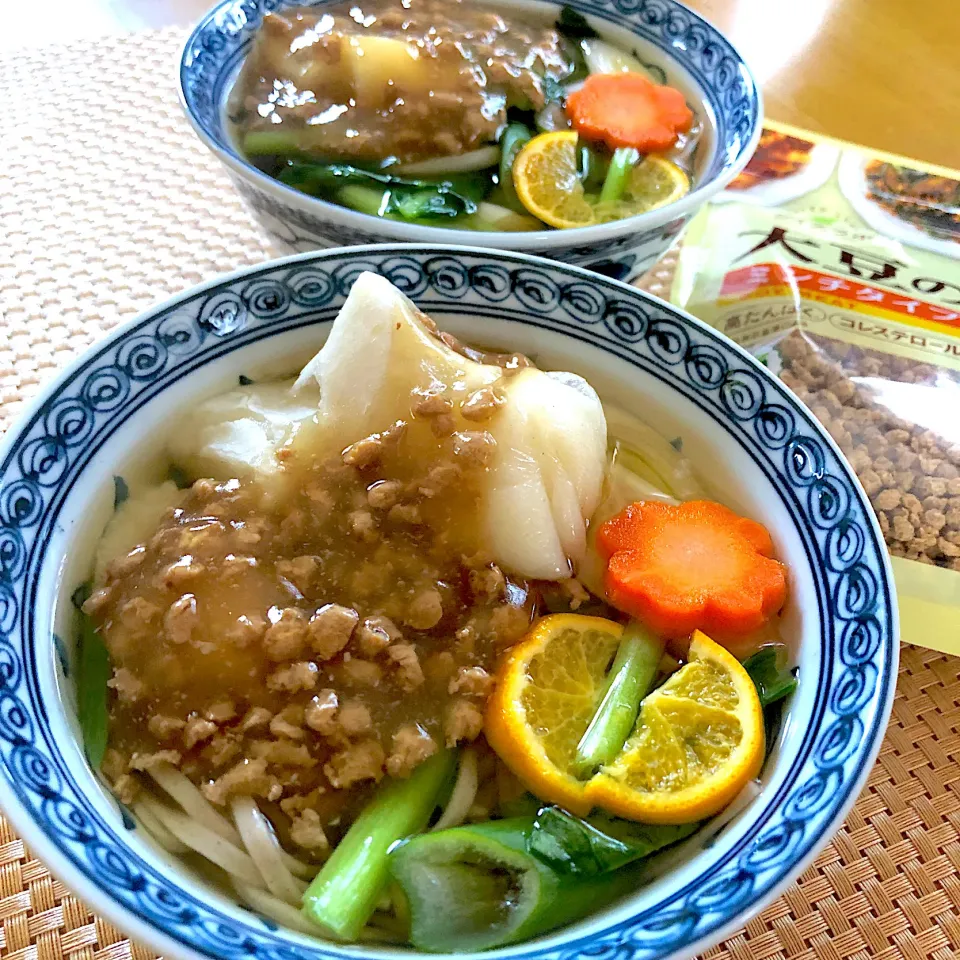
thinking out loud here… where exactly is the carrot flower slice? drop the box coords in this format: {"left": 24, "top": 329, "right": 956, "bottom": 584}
{"left": 597, "top": 500, "right": 787, "bottom": 639}
{"left": 565, "top": 73, "right": 694, "bottom": 153}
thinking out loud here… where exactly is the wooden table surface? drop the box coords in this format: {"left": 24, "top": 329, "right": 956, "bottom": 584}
{"left": 5, "top": 0, "right": 959, "bottom": 168}
{"left": 687, "top": 0, "right": 960, "bottom": 169}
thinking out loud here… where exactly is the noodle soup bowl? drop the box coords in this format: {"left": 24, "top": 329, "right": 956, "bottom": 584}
{"left": 179, "top": 0, "right": 761, "bottom": 282}
{"left": 0, "top": 246, "right": 896, "bottom": 960}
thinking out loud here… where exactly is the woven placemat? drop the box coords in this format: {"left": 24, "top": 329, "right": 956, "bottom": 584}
{"left": 1, "top": 27, "right": 958, "bottom": 960}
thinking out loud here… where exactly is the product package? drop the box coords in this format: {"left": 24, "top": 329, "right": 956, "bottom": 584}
{"left": 671, "top": 120, "right": 960, "bottom": 654}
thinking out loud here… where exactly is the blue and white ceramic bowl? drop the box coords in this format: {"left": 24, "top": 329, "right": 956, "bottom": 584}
{"left": 179, "top": 0, "right": 762, "bottom": 282}
{"left": 0, "top": 246, "right": 896, "bottom": 960}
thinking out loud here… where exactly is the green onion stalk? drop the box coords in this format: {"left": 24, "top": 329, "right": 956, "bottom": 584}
{"left": 389, "top": 814, "right": 695, "bottom": 952}
{"left": 574, "top": 620, "right": 665, "bottom": 776}
{"left": 598, "top": 147, "right": 640, "bottom": 206}
{"left": 301, "top": 750, "right": 455, "bottom": 941}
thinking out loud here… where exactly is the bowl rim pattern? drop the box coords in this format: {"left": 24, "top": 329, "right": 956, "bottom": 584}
{"left": 177, "top": 0, "right": 763, "bottom": 248}
{"left": 0, "top": 245, "right": 897, "bottom": 960}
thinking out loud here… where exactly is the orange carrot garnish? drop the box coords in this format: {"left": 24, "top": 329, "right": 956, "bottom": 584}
{"left": 597, "top": 500, "right": 787, "bottom": 639}
{"left": 565, "top": 73, "right": 694, "bottom": 153}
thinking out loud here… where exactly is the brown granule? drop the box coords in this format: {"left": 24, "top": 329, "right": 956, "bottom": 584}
{"left": 468, "top": 564, "right": 505, "bottom": 601}
{"left": 304, "top": 690, "right": 339, "bottom": 735}
{"left": 205, "top": 701, "right": 237, "bottom": 724}
{"left": 183, "top": 717, "right": 218, "bottom": 750}
{"left": 338, "top": 658, "right": 383, "bottom": 688}
{"left": 404, "top": 588, "right": 444, "bottom": 630}
{"left": 147, "top": 715, "right": 185, "bottom": 741}
{"left": 267, "top": 661, "right": 319, "bottom": 693}
{"left": 203, "top": 736, "right": 241, "bottom": 769}
{"left": 460, "top": 386, "right": 503, "bottom": 422}
{"left": 387, "top": 724, "right": 438, "bottom": 777}
{"left": 108, "top": 546, "right": 147, "bottom": 580}
{"left": 108, "top": 668, "right": 144, "bottom": 704}
{"left": 776, "top": 331, "right": 960, "bottom": 568}
{"left": 226, "top": 614, "right": 266, "bottom": 647}
{"left": 129, "top": 749, "right": 181, "bottom": 771}
{"left": 81, "top": 585, "right": 115, "bottom": 616}
{"left": 276, "top": 556, "right": 321, "bottom": 595}
{"left": 355, "top": 615, "right": 401, "bottom": 657}
{"left": 386, "top": 644, "right": 424, "bottom": 691}
{"left": 338, "top": 700, "right": 374, "bottom": 738}
{"left": 263, "top": 608, "right": 308, "bottom": 661}
{"left": 160, "top": 556, "right": 207, "bottom": 589}
{"left": 164, "top": 594, "right": 197, "bottom": 645}
{"left": 203, "top": 757, "right": 281, "bottom": 805}
{"left": 387, "top": 503, "right": 423, "bottom": 526}
{"left": 240, "top": 706, "right": 273, "bottom": 732}
{"left": 449, "top": 665, "right": 493, "bottom": 697}
{"left": 289, "top": 809, "right": 330, "bottom": 853}
{"left": 324, "top": 739, "right": 386, "bottom": 788}
{"left": 412, "top": 389, "right": 454, "bottom": 418}
{"left": 444, "top": 699, "right": 483, "bottom": 746}
{"left": 451, "top": 431, "right": 497, "bottom": 466}
{"left": 367, "top": 480, "right": 403, "bottom": 510}
{"left": 269, "top": 705, "right": 306, "bottom": 740}
{"left": 250, "top": 739, "right": 316, "bottom": 768}
{"left": 309, "top": 604, "right": 359, "bottom": 660}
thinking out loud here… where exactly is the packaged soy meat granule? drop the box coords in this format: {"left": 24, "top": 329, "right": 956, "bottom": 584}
{"left": 671, "top": 121, "right": 960, "bottom": 653}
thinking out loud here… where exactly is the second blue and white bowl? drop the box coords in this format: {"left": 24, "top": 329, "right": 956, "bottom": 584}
{"left": 179, "top": 0, "right": 762, "bottom": 281}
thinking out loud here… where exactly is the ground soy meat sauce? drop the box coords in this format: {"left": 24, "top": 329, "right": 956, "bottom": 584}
{"left": 229, "top": 0, "right": 576, "bottom": 166}
{"left": 86, "top": 400, "right": 536, "bottom": 851}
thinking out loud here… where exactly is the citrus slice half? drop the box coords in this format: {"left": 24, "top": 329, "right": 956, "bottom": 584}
{"left": 484, "top": 614, "right": 623, "bottom": 816}
{"left": 512, "top": 131, "right": 597, "bottom": 230}
{"left": 584, "top": 630, "right": 765, "bottom": 823}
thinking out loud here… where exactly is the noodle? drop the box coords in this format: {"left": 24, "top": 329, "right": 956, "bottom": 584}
{"left": 279, "top": 848, "right": 319, "bottom": 879}
{"left": 605, "top": 405, "right": 704, "bottom": 500}
{"left": 131, "top": 799, "right": 190, "bottom": 854}
{"left": 139, "top": 795, "right": 267, "bottom": 888}
{"left": 231, "top": 796, "right": 308, "bottom": 904}
{"left": 432, "top": 748, "right": 478, "bottom": 831}
{"left": 234, "top": 881, "right": 323, "bottom": 936}
{"left": 148, "top": 763, "right": 243, "bottom": 846}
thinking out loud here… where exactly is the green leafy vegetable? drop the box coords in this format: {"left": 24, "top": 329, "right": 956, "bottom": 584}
{"left": 742, "top": 644, "right": 798, "bottom": 707}
{"left": 498, "top": 791, "right": 541, "bottom": 818}
{"left": 74, "top": 584, "right": 110, "bottom": 768}
{"left": 112, "top": 475, "right": 129, "bottom": 508}
{"left": 556, "top": 5, "right": 599, "bottom": 40}
{"left": 279, "top": 162, "right": 489, "bottom": 221}
{"left": 528, "top": 807, "right": 700, "bottom": 877}
{"left": 541, "top": 76, "right": 566, "bottom": 105}
{"left": 168, "top": 465, "right": 192, "bottom": 489}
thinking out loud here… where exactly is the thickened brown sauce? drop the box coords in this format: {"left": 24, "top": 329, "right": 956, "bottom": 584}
{"left": 85, "top": 386, "right": 547, "bottom": 851}
{"left": 229, "top": 0, "right": 576, "bottom": 165}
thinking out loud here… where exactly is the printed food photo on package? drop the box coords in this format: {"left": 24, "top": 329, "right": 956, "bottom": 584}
{"left": 671, "top": 120, "right": 960, "bottom": 653}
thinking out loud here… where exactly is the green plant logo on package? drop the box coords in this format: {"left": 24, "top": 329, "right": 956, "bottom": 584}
{"left": 672, "top": 120, "right": 960, "bottom": 654}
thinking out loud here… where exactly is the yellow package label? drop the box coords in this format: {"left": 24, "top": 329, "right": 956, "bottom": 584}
{"left": 672, "top": 121, "right": 960, "bottom": 653}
